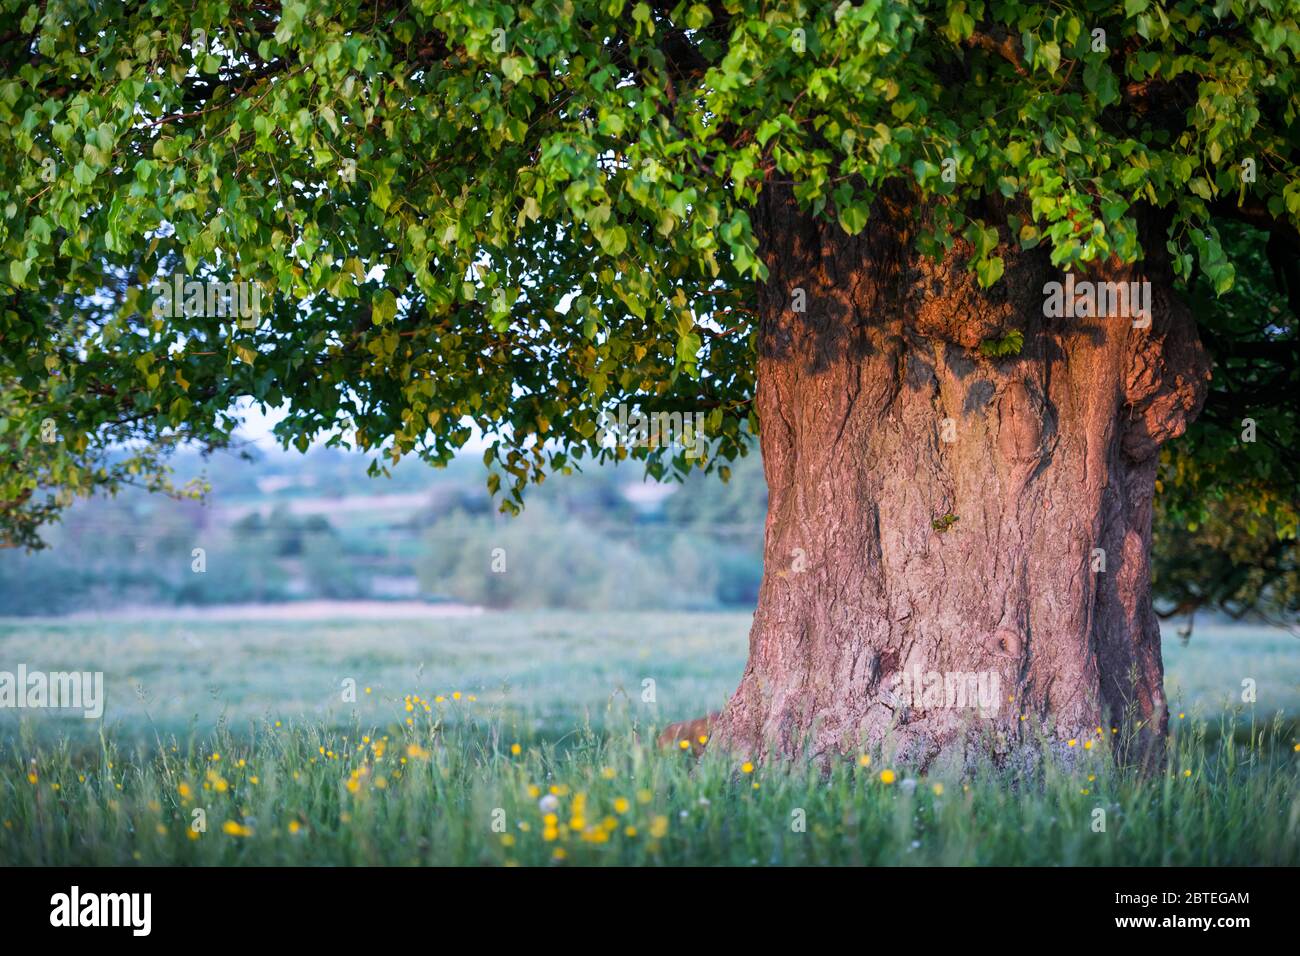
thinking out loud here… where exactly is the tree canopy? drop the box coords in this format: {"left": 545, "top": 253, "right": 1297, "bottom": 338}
{"left": 0, "top": 0, "right": 1296, "bottom": 619}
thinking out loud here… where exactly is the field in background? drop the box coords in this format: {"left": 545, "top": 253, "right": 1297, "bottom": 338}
{"left": 1, "top": 611, "right": 1296, "bottom": 744}
{"left": 0, "top": 609, "right": 747, "bottom": 743}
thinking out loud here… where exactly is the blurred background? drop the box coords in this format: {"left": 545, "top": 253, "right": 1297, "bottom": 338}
{"left": 0, "top": 441, "right": 767, "bottom": 615}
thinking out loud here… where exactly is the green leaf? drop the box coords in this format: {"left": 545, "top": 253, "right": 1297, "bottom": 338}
{"left": 676, "top": 330, "right": 701, "bottom": 365}
{"left": 838, "top": 200, "right": 869, "bottom": 235}
{"left": 597, "top": 225, "right": 627, "bottom": 257}
{"left": 372, "top": 290, "right": 398, "bottom": 325}
{"left": 976, "top": 256, "right": 1005, "bottom": 288}
{"left": 501, "top": 56, "right": 526, "bottom": 84}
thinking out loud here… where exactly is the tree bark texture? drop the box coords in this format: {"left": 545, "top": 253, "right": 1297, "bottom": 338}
{"left": 710, "top": 187, "right": 1211, "bottom": 772}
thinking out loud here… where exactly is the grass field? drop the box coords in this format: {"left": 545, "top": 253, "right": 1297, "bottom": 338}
{"left": 1, "top": 609, "right": 1297, "bottom": 865}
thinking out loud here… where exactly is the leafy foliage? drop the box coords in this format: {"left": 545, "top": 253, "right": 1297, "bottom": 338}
{"left": 0, "top": 1, "right": 1297, "bottom": 619}
{"left": 1155, "top": 220, "right": 1297, "bottom": 626}
{"left": 977, "top": 329, "right": 1024, "bottom": 357}
{"left": 931, "top": 512, "right": 960, "bottom": 532}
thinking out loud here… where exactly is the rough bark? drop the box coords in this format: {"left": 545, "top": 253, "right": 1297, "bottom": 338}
{"left": 709, "top": 187, "right": 1211, "bottom": 772}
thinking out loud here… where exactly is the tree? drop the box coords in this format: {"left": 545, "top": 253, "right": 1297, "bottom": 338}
{"left": 1, "top": 1, "right": 1296, "bottom": 768}
{"left": 1153, "top": 221, "right": 1298, "bottom": 630}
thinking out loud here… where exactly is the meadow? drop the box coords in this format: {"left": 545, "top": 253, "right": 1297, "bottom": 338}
{"left": 0, "top": 609, "right": 1297, "bottom": 865}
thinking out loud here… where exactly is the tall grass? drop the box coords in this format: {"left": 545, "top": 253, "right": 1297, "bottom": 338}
{"left": 2, "top": 703, "right": 1296, "bottom": 866}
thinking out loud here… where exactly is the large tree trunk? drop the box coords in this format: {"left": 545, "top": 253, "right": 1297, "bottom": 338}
{"left": 710, "top": 187, "right": 1210, "bottom": 772}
